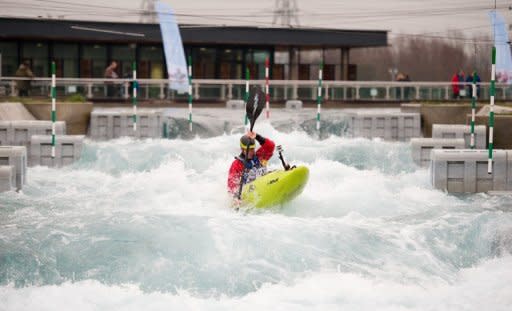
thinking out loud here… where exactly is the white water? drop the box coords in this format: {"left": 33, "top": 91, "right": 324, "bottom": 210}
{"left": 1, "top": 120, "right": 512, "bottom": 310}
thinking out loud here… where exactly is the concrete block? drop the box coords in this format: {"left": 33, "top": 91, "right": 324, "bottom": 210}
{"left": 120, "top": 112, "right": 162, "bottom": 138}
{"left": 0, "top": 121, "right": 12, "bottom": 145}
{"left": 430, "top": 149, "right": 508, "bottom": 193}
{"left": 90, "top": 113, "right": 114, "bottom": 140}
{"left": 347, "top": 111, "right": 421, "bottom": 141}
{"left": 226, "top": 100, "right": 245, "bottom": 109}
{"left": 30, "top": 135, "right": 84, "bottom": 167}
{"left": 0, "top": 165, "right": 15, "bottom": 192}
{"left": 9, "top": 120, "right": 66, "bottom": 148}
{"left": 285, "top": 100, "right": 303, "bottom": 109}
{"left": 432, "top": 124, "right": 486, "bottom": 149}
{"left": 0, "top": 146, "right": 27, "bottom": 190}
{"left": 90, "top": 109, "right": 163, "bottom": 140}
{"left": 410, "top": 138, "right": 465, "bottom": 167}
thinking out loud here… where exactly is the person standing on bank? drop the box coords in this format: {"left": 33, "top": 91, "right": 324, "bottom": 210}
{"left": 15, "top": 60, "right": 34, "bottom": 97}
{"left": 104, "top": 61, "right": 119, "bottom": 98}
{"left": 227, "top": 131, "right": 275, "bottom": 202}
{"left": 465, "top": 71, "right": 481, "bottom": 98}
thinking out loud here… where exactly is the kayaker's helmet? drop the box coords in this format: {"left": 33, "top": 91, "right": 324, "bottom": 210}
{"left": 240, "top": 135, "right": 256, "bottom": 150}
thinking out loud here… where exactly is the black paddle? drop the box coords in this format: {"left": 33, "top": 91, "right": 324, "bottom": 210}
{"left": 236, "top": 86, "right": 266, "bottom": 200}
{"left": 277, "top": 145, "right": 291, "bottom": 171}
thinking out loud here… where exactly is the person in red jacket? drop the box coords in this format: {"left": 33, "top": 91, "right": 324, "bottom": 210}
{"left": 227, "top": 131, "right": 275, "bottom": 199}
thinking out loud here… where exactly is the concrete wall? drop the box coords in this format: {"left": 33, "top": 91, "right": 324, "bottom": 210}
{"left": 0, "top": 146, "right": 27, "bottom": 190}
{"left": 420, "top": 104, "right": 483, "bottom": 138}
{"left": 30, "top": 135, "right": 84, "bottom": 167}
{"left": 410, "top": 138, "right": 465, "bottom": 167}
{"left": 467, "top": 114, "right": 512, "bottom": 149}
{"left": 346, "top": 111, "right": 421, "bottom": 141}
{"left": 226, "top": 100, "right": 245, "bottom": 109}
{"left": 90, "top": 109, "right": 164, "bottom": 140}
{"left": 24, "top": 102, "right": 93, "bottom": 135}
{"left": 0, "top": 120, "right": 66, "bottom": 147}
{"left": 0, "top": 165, "right": 15, "bottom": 192}
{"left": 430, "top": 149, "right": 512, "bottom": 193}
{"left": 431, "top": 124, "right": 486, "bottom": 149}
{"left": 285, "top": 100, "right": 303, "bottom": 109}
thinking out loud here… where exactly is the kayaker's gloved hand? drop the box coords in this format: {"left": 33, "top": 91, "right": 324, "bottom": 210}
{"left": 255, "top": 134, "right": 265, "bottom": 145}
{"left": 246, "top": 131, "right": 265, "bottom": 145}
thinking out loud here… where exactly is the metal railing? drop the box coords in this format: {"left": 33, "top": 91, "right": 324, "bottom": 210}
{"left": 0, "top": 77, "right": 508, "bottom": 102}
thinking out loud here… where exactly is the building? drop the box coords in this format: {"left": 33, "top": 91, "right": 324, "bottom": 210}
{"left": 0, "top": 17, "right": 387, "bottom": 81}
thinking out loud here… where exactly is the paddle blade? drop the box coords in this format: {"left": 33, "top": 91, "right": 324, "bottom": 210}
{"left": 246, "top": 86, "right": 265, "bottom": 131}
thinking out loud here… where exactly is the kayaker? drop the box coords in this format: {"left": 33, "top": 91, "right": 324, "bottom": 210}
{"left": 227, "top": 131, "right": 275, "bottom": 199}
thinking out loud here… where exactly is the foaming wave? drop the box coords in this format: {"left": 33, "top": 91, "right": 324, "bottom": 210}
{"left": 1, "top": 256, "right": 511, "bottom": 311}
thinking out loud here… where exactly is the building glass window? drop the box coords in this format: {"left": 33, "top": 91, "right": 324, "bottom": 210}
{"left": 22, "top": 42, "right": 48, "bottom": 77}
{"left": 218, "top": 48, "right": 243, "bottom": 79}
{"left": 274, "top": 47, "right": 289, "bottom": 79}
{"left": 246, "top": 49, "right": 270, "bottom": 79}
{"left": 324, "top": 48, "right": 341, "bottom": 64}
{"left": 194, "top": 47, "right": 216, "bottom": 79}
{"left": 0, "top": 41, "right": 18, "bottom": 76}
{"left": 300, "top": 49, "right": 322, "bottom": 65}
{"left": 300, "top": 49, "right": 323, "bottom": 80}
{"left": 324, "top": 48, "right": 341, "bottom": 80}
{"left": 81, "top": 44, "right": 107, "bottom": 78}
{"left": 139, "top": 45, "right": 164, "bottom": 79}
{"left": 111, "top": 44, "right": 136, "bottom": 78}
{"left": 53, "top": 43, "right": 79, "bottom": 77}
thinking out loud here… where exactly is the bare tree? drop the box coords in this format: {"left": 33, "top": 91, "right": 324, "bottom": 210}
{"left": 351, "top": 32, "right": 493, "bottom": 82}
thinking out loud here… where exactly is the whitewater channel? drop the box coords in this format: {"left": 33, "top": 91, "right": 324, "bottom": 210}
{"left": 1, "top": 108, "right": 511, "bottom": 310}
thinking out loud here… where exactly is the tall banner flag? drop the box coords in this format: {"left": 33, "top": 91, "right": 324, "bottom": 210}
{"left": 156, "top": 1, "right": 189, "bottom": 93}
{"left": 489, "top": 10, "right": 512, "bottom": 84}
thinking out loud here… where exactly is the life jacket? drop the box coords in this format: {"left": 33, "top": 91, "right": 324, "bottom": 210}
{"left": 236, "top": 155, "right": 268, "bottom": 184}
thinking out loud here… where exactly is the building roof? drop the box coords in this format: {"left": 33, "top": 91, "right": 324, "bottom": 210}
{"left": 0, "top": 17, "right": 387, "bottom": 48}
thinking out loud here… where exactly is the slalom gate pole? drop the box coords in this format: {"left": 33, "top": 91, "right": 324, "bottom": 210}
{"left": 316, "top": 62, "right": 323, "bottom": 131}
{"left": 132, "top": 61, "right": 138, "bottom": 131}
{"left": 488, "top": 47, "right": 496, "bottom": 174}
{"left": 51, "top": 61, "right": 56, "bottom": 158}
{"left": 188, "top": 55, "right": 193, "bottom": 132}
{"left": 265, "top": 57, "right": 270, "bottom": 119}
{"left": 470, "top": 72, "right": 477, "bottom": 149}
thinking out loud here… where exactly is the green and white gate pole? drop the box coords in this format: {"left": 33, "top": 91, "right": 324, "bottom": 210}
{"left": 316, "top": 62, "right": 323, "bottom": 131}
{"left": 265, "top": 57, "right": 270, "bottom": 119}
{"left": 244, "top": 67, "right": 250, "bottom": 130}
{"left": 470, "top": 72, "right": 477, "bottom": 149}
{"left": 51, "top": 61, "right": 56, "bottom": 158}
{"left": 188, "top": 55, "right": 193, "bottom": 132}
{"left": 132, "top": 61, "right": 138, "bottom": 131}
{"left": 488, "top": 47, "right": 496, "bottom": 174}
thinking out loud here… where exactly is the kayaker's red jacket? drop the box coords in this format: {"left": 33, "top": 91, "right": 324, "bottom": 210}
{"left": 227, "top": 135, "right": 275, "bottom": 195}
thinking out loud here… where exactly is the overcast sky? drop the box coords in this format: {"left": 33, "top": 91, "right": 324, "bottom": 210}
{"left": 1, "top": 0, "right": 510, "bottom": 39}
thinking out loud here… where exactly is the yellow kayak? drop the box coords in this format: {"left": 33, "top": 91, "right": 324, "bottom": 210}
{"left": 241, "top": 166, "right": 309, "bottom": 208}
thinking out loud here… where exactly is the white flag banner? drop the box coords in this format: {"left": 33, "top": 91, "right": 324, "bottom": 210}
{"left": 156, "top": 1, "right": 189, "bottom": 93}
{"left": 489, "top": 10, "right": 512, "bottom": 84}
